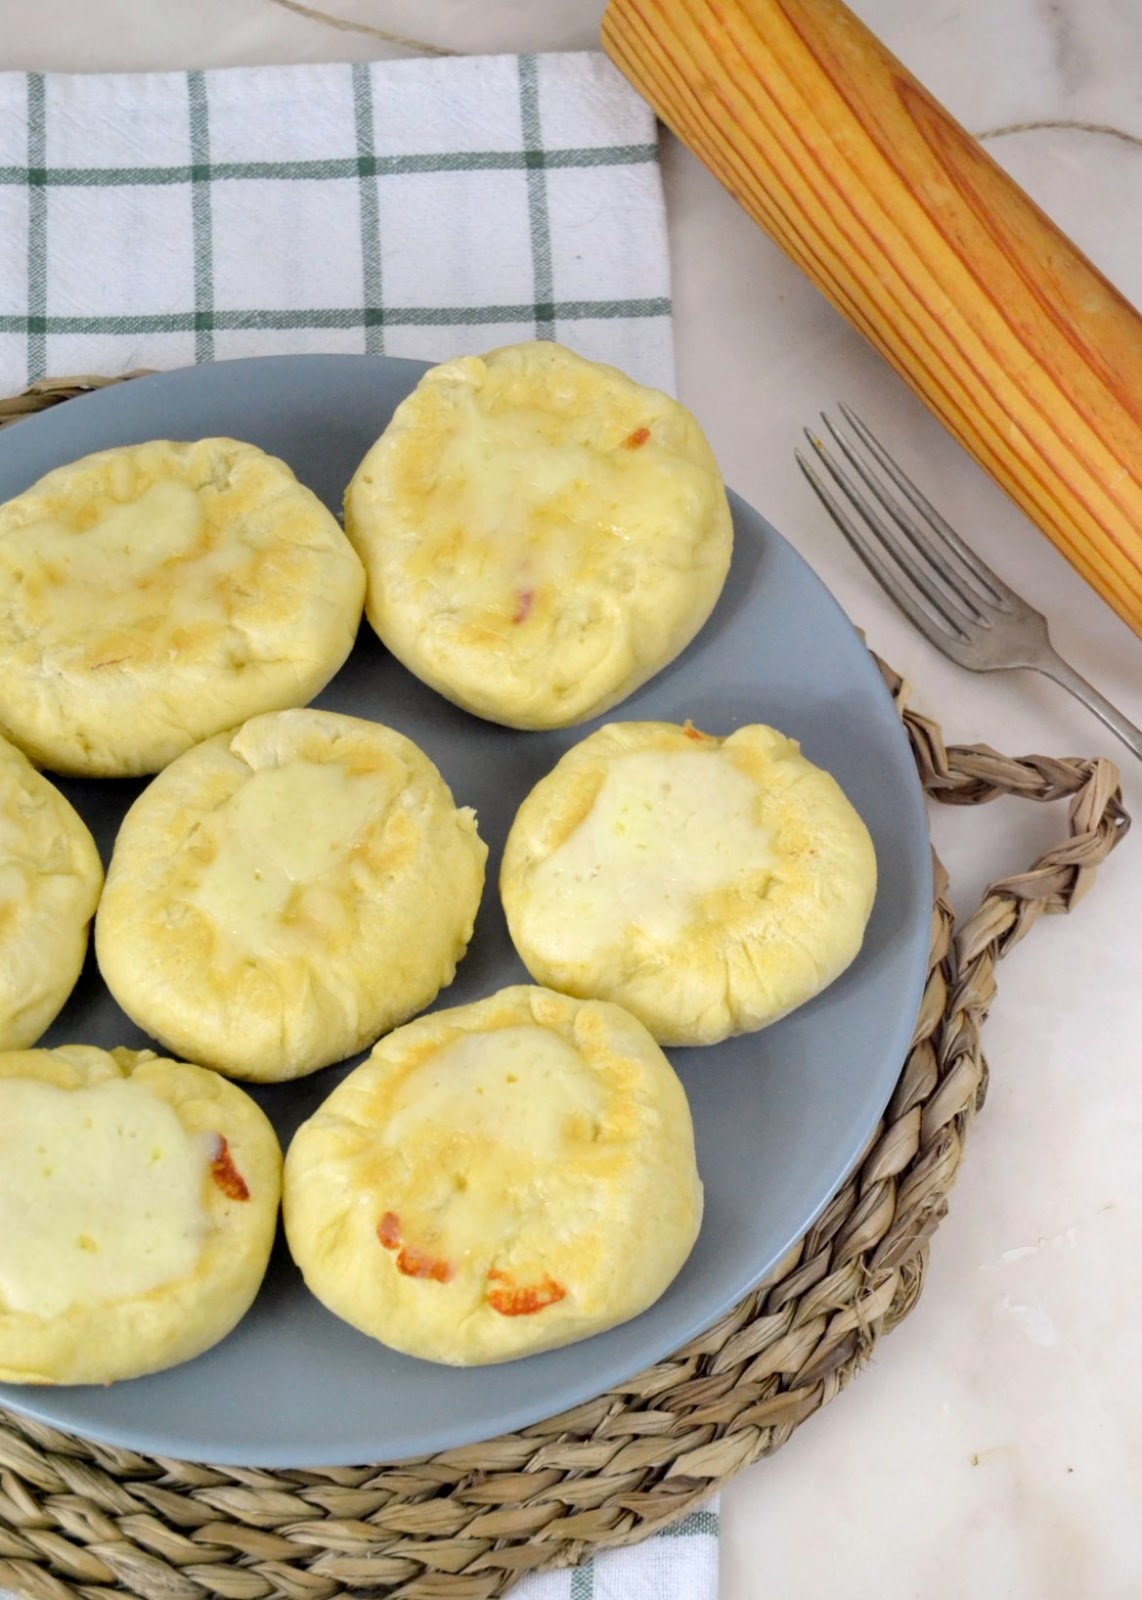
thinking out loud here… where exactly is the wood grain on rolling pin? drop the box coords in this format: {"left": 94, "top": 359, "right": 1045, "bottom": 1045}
{"left": 602, "top": 0, "right": 1142, "bottom": 635}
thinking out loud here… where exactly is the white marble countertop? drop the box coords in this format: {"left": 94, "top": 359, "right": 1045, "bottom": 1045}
{"left": 3, "top": 3, "right": 1140, "bottom": 1597}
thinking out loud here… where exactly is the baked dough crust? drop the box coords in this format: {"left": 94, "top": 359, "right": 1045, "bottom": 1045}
{"left": 343, "top": 341, "right": 733, "bottom": 729}
{"left": 500, "top": 721, "right": 878, "bottom": 1045}
{"left": 0, "top": 1044, "right": 281, "bottom": 1385}
{"left": 282, "top": 985, "right": 703, "bottom": 1365}
{"left": 0, "top": 437, "right": 366, "bottom": 776}
{"left": 0, "top": 732, "right": 103, "bottom": 1051}
{"left": 95, "top": 708, "right": 487, "bottom": 1082}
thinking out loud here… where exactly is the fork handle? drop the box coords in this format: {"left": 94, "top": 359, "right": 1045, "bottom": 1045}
{"left": 601, "top": 0, "right": 1142, "bottom": 637}
{"left": 1038, "top": 651, "right": 1142, "bottom": 765}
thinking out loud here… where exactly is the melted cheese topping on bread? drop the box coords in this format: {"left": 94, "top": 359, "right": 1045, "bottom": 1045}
{"left": 522, "top": 749, "right": 774, "bottom": 953}
{"left": 22, "top": 477, "right": 204, "bottom": 588}
{"left": 0, "top": 1077, "right": 207, "bottom": 1317}
{"left": 379, "top": 1025, "right": 605, "bottom": 1268}
{"left": 395, "top": 396, "right": 674, "bottom": 613}
{"left": 189, "top": 760, "right": 394, "bottom": 948}
{"left": 385, "top": 1025, "right": 602, "bottom": 1153}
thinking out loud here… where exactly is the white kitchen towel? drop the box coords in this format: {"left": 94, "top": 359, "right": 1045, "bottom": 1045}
{"left": 0, "top": 52, "right": 674, "bottom": 397}
{"left": 517, "top": 1504, "right": 721, "bottom": 1599}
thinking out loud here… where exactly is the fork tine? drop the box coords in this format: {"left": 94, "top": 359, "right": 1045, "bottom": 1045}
{"left": 835, "top": 405, "right": 1012, "bottom": 611}
{"left": 797, "top": 431, "right": 979, "bottom": 639}
{"left": 820, "top": 412, "right": 992, "bottom": 623}
{"left": 795, "top": 443, "right": 973, "bottom": 644}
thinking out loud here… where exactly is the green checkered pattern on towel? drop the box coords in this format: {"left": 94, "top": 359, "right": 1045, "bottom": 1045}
{"left": 555, "top": 1508, "right": 720, "bottom": 1600}
{"left": 0, "top": 53, "right": 675, "bottom": 394}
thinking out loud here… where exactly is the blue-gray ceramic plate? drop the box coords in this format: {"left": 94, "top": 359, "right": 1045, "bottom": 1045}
{"left": 0, "top": 355, "right": 932, "bottom": 1466}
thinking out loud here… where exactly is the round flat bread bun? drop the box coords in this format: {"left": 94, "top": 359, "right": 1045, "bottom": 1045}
{"left": 0, "top": 1044, "right": 281, "bottom": 1385}
{"left": 0, "top": 437, "right": 366, "bottom": 777}
{"left": 95, "top": 709, "right": 487, "bottom": 1082}
{"left": 501, "top": 721, "right": 877, "bottom": 1046}
{"left": 0, "top": 732, "right": 103, "bottom": 1051}
{"left": 343, "top": 341, "right": 733, "bottom": 729}
{"left": 283, "top": 985, "right": 703, "bottom": 1366}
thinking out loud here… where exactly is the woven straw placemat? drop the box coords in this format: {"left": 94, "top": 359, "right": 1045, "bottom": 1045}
{"left": 0, "top": 375, "right": 1131, "bottom": 1600}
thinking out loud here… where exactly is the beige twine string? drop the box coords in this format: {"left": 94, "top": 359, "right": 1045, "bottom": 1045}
{"left": 0, "top": 378, "right": 1130, "bottom": 1600}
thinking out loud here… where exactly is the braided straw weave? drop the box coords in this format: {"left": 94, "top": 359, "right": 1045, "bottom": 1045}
{"left": 0, "top": 375, "right": 1131, "bottom": 1600}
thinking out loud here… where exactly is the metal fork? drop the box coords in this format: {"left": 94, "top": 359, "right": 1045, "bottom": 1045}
{"left": 796, "top": 406, "right": 1142, "bottom": 763}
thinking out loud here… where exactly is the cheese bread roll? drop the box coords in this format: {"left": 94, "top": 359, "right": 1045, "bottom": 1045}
{"left": 0, "top": 437, "right": 366, "bottom": 777}
{"left": 0, "top": 732, "right": 103, "bottom": 1051}
{"left": 96, "top": 709, "right": 487, "bottom": 1082}
{"left": 283, "top": 985, "right": 703, "bottom": 1365}
{"left": 501, "top": 721, "right": 877, "bottom": 1046}
{"left": 344, "top": 341, "right": 733, "bottom": 729}
{"left": 0, "top": 1044, "right": 281, "bottom": 1385}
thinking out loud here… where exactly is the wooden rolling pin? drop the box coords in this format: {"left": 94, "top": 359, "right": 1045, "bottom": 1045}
{"left": 602, "top": 0, "right": 1142, "bottom": 636}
